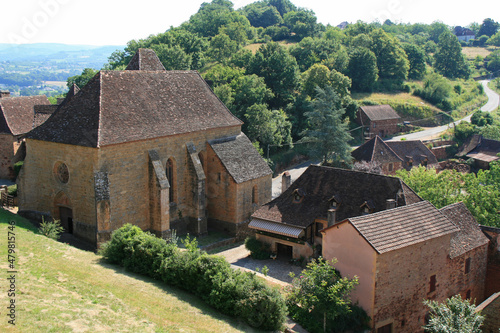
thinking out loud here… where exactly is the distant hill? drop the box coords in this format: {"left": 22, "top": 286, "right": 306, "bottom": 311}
{"left": 0, "top": 43, "right": 124, "bottom": 68}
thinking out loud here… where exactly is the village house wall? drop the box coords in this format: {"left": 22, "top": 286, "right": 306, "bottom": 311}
{"left": 373, "top": 234, "right": 452, "bottom": 333}
{"left": 380, "top": 161, "right": 402, "bottom": 175}
{"left": 322, "top": 222, "right": 377, "bottom": 318}
{"left": 255, "top": 233, "right": 313, "bottom": 259}
{"left": 447, "top": 245, "right": 488, "bottom": 304}
{"left": 0, "top": 134, "right": 14, "bottom": 179}
{"left": 18, "top": 139, "right": 98, "bottom": 243}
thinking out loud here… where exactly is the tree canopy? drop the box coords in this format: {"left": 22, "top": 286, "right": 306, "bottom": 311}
{"left": 434, "top": 30, "right": 471, "bottom": 79}
{"left": 424, "top": 295, "right": 484, "bottom": 333}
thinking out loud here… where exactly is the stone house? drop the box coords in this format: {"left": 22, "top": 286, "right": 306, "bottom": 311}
{"left": 457, "top": 134, "right": 500, "bottom": 169}
{"left": 249, "top": 165, "right": 422, "bottom": 259}
{"left": 352, "top": 135, "right": 439, "bottom": 175}
{"left": 356, "top": 105, "right": 401, "bottom": 139}
{"left": 454, "top": 26, "right": 475, "bottom": 42}
{"left": 18, "top": 48, "right": 272, "bottom": 247}
{"left": 321, "top": 201, "right": 489, "bottom": 332}
{"left": 0, "top": 92, "right": 51, "bottom": 179}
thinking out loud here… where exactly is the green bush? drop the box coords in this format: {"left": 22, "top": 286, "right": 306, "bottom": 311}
{"left": 7, "top": 184, "right": 17, "bottom": 197}
{"left": 245, "top": 236, "right": 271, "bottom": 259}
{"left": 38, "top": 217, "right": 65, "bottom": 240}
{"left": 13, "top": 161, "right": 23, "bottom": 177}
{"left": 101, "top": 225, "right": 287, "bottom": 331}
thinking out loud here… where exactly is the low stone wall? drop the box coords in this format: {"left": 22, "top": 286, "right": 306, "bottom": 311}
{"left": 201, "top": 237, "right": 238, "bottom": 252}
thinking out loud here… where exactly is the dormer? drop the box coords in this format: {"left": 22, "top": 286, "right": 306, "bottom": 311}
{"left": 328, "top": 194, "right": 341, "bottom": 210}
{"left": 360, "top": 200, "right": 375, "bottom": 215}
{"left": 293, "top": 188, "right": 305, "bottom": 203}
{"left": 406, "top": 156, "right": 413, "bottom": 168}
{"left": 421, "top": 155, "right": 428, "bottom": 166}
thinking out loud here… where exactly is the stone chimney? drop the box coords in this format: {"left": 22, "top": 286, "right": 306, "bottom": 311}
{"left": 327, "top": 209, "right": 336, "bottom": 227}
{"left": 386, "top": 199, "right": 396, "bottom": 210}
{"left": 281, "top": 172, "right": 291, "bottom": 194}
{"left": 0, "top": 91, "right": 11, "bottom": 98}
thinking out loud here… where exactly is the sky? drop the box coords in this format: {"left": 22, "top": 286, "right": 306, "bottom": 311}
{"left": 1, "top": 0, "right": 498, "bottom": 46}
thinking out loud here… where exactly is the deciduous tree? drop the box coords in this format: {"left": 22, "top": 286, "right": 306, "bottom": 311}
{"left": 434, "top": 30, "right": 471, "bottom": 79}
{"left": 347, "top": 47, "right": 378, "bottom": 92}
{"left": 424, "top": 295, "right": 484, "bottom": 333}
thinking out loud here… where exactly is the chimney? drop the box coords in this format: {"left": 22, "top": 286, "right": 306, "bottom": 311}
{"left": 281, "top": 172, "right": 291, "bottom": 194}
{"left": 327, "top": 209, "right": 336, "bottom": 227}
{"left": 386, "top": 199, "right": 396, "bottom": 210}
{"left": 0, "top": 91, "right": 11, "bottom": 98}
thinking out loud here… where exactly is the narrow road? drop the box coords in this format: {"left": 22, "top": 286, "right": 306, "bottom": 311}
{"left": 388, "top": 80, "right": 499, "bottom": 142}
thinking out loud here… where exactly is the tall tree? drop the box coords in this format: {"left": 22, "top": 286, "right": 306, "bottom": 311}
{"left": 283, "top": 10, "right": 318, "bottom": 40}
{"left": 248, "top": 42, "right": 299, "bottom": 108}
{"left": 66, "top": 68, "right": 98, "bottom": 89}
{"left": 429, "top": 21, "right": 450, "bottom": 43}
{"left": 369, "top": 28, "right": 409, "bottom": 82}
{"left": 347, "top": 47, "right": 378, "bottom": 92}
{"left": 434, "top": 30, "right": 471, "bottom": 79}
{"left": 478, "top": 18, "right": 500, "bottom": 37}
{"left": 268, "top": 0, "right": 297, "bottom": 17}
{"left": 424, "top": 295, "right": 484, "bottom": 333}
{"left": 301, "top": 86, "right": 353, "bottom": 165}
{"left": 403, "top": 43, "right": 427, "bottom": 80}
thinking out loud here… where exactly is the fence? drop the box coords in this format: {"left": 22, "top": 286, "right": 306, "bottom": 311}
{"left": 1, "top": 192, "right": 15, "bottom": 207}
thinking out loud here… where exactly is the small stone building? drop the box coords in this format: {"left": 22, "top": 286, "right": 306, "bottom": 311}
{"left": 457, "top": 134, "right": 500, "bottom": 169}
{"left": 18, "top": 48, "right": 272, "bottom": 247}
{"left": 249, "top": 165, "right": 422, "bottom": 259}
{"left": 321, "top": 201, "right": 489, "bottom": 332}
{"left": 352, "top": 135, "right": 439, "bottom": 175}
{"left": 0, "top": 92, "right": 51, "bottom": 179}
{"left": 356, "top": 105, "right": 401, "bottom": 139}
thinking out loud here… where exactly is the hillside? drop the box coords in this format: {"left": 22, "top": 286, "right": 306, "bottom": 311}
{"left": 0, "top": 209, "right": 258, "bottom": 332}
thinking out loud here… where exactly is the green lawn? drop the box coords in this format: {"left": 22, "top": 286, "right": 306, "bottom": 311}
{"left": 0, "top": 209, "right": 259, "bottom": 332}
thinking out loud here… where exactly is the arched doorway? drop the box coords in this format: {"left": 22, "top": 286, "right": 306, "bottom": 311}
{"left": 54, "top": 191, "right": 73, "bottom": 234}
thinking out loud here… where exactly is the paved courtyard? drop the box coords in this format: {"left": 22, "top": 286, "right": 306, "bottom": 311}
{"left": 217, "top": 244, "right": 304, "bottom": 286}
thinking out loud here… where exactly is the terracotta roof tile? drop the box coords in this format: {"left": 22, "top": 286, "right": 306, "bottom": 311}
{"left": 347, "top": 201, "right": 459, "bottom": 254}
{"left": 439, "top": 202, "right": 490, "bottom": 258}
{"left": 252, "top": 165, "right": 422, "bottom": 228}
{"left": 0, "top": 95, "right": 50, "bottom": 135}
{"left": 359, "top": 105, "right": 401, "bottom": 121}
{"left": 209, "top": 133, "right": 272, "bottom": 184}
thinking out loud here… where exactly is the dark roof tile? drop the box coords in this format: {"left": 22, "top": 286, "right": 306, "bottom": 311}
{"left": 359, "top": 105, "right": 401, "bottom": 121}
{"left": 252, "top": 165, "right": 422, "bottom": 228}
{"left": 439, "top": 202, "right": 489, "bottom": 258}
{"left": 0, "top": 95, "right": 50, "bottom": 135}
{"left": 209, "top": 133, "right": 272, "bottom": 184}
{"left": 347, "top": 201, "right": 459, "bottom": 254}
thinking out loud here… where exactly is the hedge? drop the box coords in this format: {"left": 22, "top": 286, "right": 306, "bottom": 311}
{"left": 100, "top": 224, "right": 287, "bottom": 331}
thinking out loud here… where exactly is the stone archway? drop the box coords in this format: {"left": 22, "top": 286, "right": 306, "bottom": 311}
{"left": 54, "top": 191, "right": 73, "bottom": 233}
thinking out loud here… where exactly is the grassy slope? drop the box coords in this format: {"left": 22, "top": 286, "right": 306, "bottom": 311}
{"left": 0, "top": 209, "right": 258, "bottom": 333}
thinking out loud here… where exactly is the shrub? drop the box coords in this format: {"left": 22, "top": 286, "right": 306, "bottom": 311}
{"left": 7, "top": 184, "right": 17, "bottom": 196}
{"left": 101, "top": 225, "right": 287, "bottom": 330}
{"left": 38, "top": 217, "right": 65, "bottom": 240}
{"left": 245, "top": 236, "right": 271, "bottom": 259}
{"left": 13, "top": 161, "right": 23, "bottom": 177}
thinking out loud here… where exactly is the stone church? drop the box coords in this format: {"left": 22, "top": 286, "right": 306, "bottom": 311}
{"left": 18, "top": 49, "right": 272, "bottom": 247}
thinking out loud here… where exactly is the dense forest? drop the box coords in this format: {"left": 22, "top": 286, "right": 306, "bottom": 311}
{"left": 85, "top": 0, "right": 497, "bottom": 155}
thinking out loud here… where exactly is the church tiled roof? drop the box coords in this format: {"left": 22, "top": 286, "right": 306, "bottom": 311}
{"left": 209, "top": 133, "right": 272, "bottom": 184}
{"left": 252, "top": 165, "right": 422, "bottom": 228}
{"left": 0, "top": 95, "right": 50, "bottom": 135}
{"left": 27, "top": 50, "right": 242, "bottom": 147}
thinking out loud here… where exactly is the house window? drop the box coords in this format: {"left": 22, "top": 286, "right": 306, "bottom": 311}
{"left": 465, "top": 257, "right": 471, "bottom": 274}
{"left": 388, "top": 163, "right": 394, "bottom": 172}
{"left": 377, "top": 323, "right": 392, "bottom": 333}
{"left": 466, "top": 289, "right": 471, "bottom": 299}
{"left": 293, "top": 189, "right": 305, "bottom": 203}
{"left": 252, "top": 185, "right": 258, "bottom": 204}
{"left": 373, "top": 123, "right": 376, "bottom": 128}
{"left": 166, "top": 158, "right": 176, "bottom": 203}
{"left": 429, "top": 274, "right": 436, "bottom": 293}
{"left": 408, "top": 161, "right": 413, "bottom": 168}
{"left": 422, "top": 159, "right": 428, "bottom": 167}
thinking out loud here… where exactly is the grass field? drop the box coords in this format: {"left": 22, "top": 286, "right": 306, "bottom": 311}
{"left": 0, "top": 209, "right": 259, "bottom": 333}
{"left": 462, "top": 46, "right": 495, "bottom": 60}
